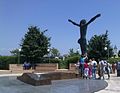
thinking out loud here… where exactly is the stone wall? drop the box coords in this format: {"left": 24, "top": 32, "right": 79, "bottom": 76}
{"left": 35, "top": 63, "right": 58, "bottom": 72}
{"left": 9, "top": 64, "right": 23, "bottom": 71}
{"left": 69, "top": 63, "right": 76, "bottom": 71}
{"left": 9, "top": 63, "right": 59, "bottom": 73}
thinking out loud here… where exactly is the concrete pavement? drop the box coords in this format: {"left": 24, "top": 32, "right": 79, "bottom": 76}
{"left": 95, "top": 73, "right": 120, "bottom": 93}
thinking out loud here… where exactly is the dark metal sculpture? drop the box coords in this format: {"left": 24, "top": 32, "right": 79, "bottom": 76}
{"left": 68, "top": 14, "right": 101, "bottom": 56}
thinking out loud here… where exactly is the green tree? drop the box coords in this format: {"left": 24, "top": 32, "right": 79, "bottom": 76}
{"left": 10, "top": 49, "right": 19, "bottom": 56}
{"left": 50, "top": 47, "right": 60, "bottom": 58}
{"left": 87, "top": 30, "right": 113, "bottom": 59}
{"left": 68, "top": 48, "right": 79, "bottom": 57}
{"left": 20, "top": 26, "right": 51, "bottom": 64}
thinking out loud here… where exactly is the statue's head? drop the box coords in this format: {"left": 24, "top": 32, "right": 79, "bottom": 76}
{"left": 80, "top": 19, "right": 86, "bottom": 26}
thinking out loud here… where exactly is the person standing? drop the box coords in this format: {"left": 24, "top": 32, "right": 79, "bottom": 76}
{"left": 104, "top": 60, "right": 110, "bottom": 79}
{"left": 79, "top": 55, "right": 87, "bottom": 78}
{"left": 91, "top": 58, "right": 97, "bottom": 79}
{"left": 88, "top": 59, "right": 92, "bottom": 79}
{"left": 98, "top": 59, "right": 105, "bottom": 79}
{"left": 112, "top": 62, "right": 116, "bottom": 74}
{"left": 84, "top": 60, "right": 89, "bottom": 79}
{"left": 75, "top": 60, "right": 80, "bottom": 76}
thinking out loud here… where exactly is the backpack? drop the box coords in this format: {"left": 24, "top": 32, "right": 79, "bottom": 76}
{"left": 93, "top": 62, "right": 96, "bottom": 68}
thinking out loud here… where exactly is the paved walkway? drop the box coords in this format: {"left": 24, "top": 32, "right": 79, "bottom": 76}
{"left": 95, "top": 73, "right": 120, "bottom": 93}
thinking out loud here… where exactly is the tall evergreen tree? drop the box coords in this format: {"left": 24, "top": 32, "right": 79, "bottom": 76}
{"left": 87, "top": 30, "right": 113, "bottom": 59}
{"left": 20, "top": 26, "right": 51, "bottom": 64}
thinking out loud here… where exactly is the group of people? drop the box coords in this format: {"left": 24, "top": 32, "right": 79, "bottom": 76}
{"left": 23, "top": 61, "right": 31, "bottom": 70}
{"left": 98, "top": 59, "right": 111, "bottom": 79}
{"left": 75, "top": 55, "right": 112, "bottom": 80}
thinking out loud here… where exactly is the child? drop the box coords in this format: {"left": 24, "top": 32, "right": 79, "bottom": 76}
{"left": 88, "top": 59, "right": 92, "bottom": 79}
{"left": 75, "top": 60, "right": 80, "bottom": 75}
{"left": 84, "top": 61, "right": 89, "bottom": 79}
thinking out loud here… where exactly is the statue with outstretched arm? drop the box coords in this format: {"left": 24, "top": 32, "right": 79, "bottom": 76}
{"left": 68, "top": 14, "right": 101, "bottom": 56}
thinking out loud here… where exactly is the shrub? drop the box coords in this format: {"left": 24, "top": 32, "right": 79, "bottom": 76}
{"left": 108, "top": 57, "right": 120, "bottom": 64}
{"left": 59, "top": 60, "right": 68, "bottom": 69}
{"left": 58, "top": 56, "right": 80, "bottom": 69}
{"left": 66, "top": 56, "right": 80, "bottom": 63}
{"left": 0, "top": 56, "right": 17, "bottom": 70}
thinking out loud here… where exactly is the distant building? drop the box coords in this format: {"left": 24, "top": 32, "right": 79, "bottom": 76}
{"left": 113, "top": 45, "right": 118, "bottom": 58}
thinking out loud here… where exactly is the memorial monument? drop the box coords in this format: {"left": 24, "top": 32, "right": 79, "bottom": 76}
{"left": 68, "top": 14, "right": 101, "bottom": 56}
{"left": 17, "top": 72, "right": 76, "bottom": 86}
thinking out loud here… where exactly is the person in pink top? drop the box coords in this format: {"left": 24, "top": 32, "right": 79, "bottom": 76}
{"left": 88, "top": 59, "right": 92, "bottom": 79}
{"left": 84, "top": 60, "right": 89, "bottom": 79}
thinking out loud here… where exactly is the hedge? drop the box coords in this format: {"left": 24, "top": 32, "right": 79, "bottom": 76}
{"left": 0, "top": 55, "right": 119, "bottom": 70}
{"left": 0, "top": 56, "right": 17, "bottom": 69}
{"left": 0, "top": 56, "right": 61, "bottom": 70}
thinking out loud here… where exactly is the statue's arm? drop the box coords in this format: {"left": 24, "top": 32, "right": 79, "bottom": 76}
{"left": 86, "top": 14, "right": 101, "bottom": 26}
{"left": 68, "top": 19, "right": 80, "bottom": 27}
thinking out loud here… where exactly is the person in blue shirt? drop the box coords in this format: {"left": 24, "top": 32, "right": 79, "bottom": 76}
{"left": 79, "top": 55, "right": 88, "bottom": 78}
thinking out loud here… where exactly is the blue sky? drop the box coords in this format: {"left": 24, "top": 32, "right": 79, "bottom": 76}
{"left": 0, "top": 0, "right": 120, "bottom": 55}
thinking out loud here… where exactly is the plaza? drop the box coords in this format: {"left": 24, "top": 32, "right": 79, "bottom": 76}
{"left": 1, "top": 1, "right": 120, "bottom": 93}
{"left": 0, "top": 73, "right": 107, "bottom": 93}
{"left": 0, "top": 71, "right": 119, "bottom": 93}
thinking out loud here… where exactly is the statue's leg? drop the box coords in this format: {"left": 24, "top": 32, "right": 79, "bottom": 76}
{"left": 78, "top": 38, "right": 87, "bottom": 55}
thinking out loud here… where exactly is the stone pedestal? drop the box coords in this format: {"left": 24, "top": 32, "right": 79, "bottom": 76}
{"left": 42, "top": 72, "right": 76, "bottom": 80}
{"left": 17, "top": 72, "right": 77, "bottom": 86}
{"left": 17, "top": 73, "right": 51, "bottom": 86}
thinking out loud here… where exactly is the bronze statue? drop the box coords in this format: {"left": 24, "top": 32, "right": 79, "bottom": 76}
{"left": 68, "top": 14, "right": 101, "bottom": 56}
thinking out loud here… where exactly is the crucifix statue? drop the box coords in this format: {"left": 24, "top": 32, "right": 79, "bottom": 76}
{"left": 68, "top": 14, "right": 101, "bottom": 56}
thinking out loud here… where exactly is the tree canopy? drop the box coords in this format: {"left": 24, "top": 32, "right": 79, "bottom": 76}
{"left": 87, "top": 30, "right": 113, "bottom": 60}
{"left": 68, "top": 48, "right": 80, "bottom": 57}
{"left": 20, "top": 26, "right": 51, "bottom": 64}
{"left": 50, "top": 47, "right": 60, "bottom": 58}
{"left": 10, "top": 49, "right": 19, "bottom": 56}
